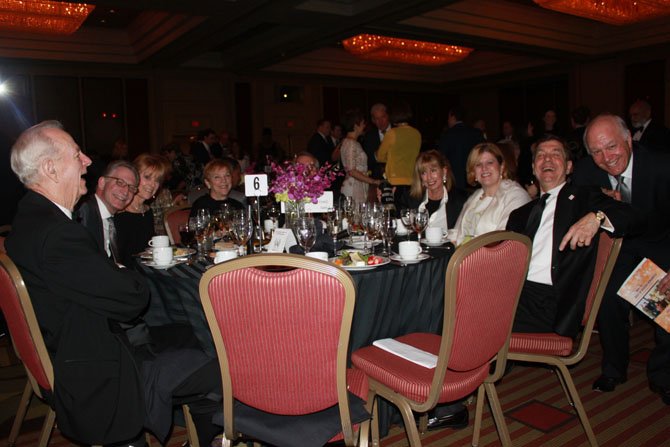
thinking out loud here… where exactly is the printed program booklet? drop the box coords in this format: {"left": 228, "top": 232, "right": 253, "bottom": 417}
{"left": 617, "top": 258, "right": 670, "bottom": 332}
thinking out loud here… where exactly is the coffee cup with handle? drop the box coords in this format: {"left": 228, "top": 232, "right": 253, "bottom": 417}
{"left": 152, "top": 246, "right": 173, "bottom": 266}
{"left": 148, "top": 235, "right": 170, "bottom": 248}
{"left": 398, "top": 240, "right": 421, "bottom": 260}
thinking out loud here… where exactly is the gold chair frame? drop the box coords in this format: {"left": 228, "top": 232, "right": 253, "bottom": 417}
{"left": 508, "top": 233, "right": 622, "bottom": 447}
{"left": 200, "top": 253, "right": 369, "bottom": 447}
{"left": 163, "top": 205, "right": 191, "bottom": 245}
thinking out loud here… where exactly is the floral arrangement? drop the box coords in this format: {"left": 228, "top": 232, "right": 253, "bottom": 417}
{"left": 270, "top": 161, "right": 340, "bottom": 204}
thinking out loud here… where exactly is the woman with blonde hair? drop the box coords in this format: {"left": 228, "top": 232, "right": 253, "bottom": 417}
{"left": 452, "top": 142, "right": 530, "bottom": 245}
{"left": 397, "top": 150, "right": 468, "bottom": 232}
{"left": 114, "top": 153, "right": 171, "bottom": 264}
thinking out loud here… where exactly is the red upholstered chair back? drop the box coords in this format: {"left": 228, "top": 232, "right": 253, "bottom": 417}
{"left": 442, "top": 231, "right": 531, "bottom": 373}
{"left": 0, "top": 253, "right": 53, "bottom": 396}
{"left": 581, "top": 232, "right": 619, "bottom": 327}
{"left": 200, "top": 253, "right": 356, "bottom": 422}
{"left": 164, "top": 206, "right": 191, "bottom": 245}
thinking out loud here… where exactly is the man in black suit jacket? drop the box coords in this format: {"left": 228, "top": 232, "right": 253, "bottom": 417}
{"left": 439, "top": 105, "right": 485, "bottom": 190}
{"left": 362, "top": 103, "right": 391, "bottom": 180}
{"left": 307, "top": 118, "right": 334, "bottom": 167}
{"left": 76, "top": 160, "right": 138, "bottom": 260}
{"left": 6, "top": 121, "right": 221, "bottom": 445}
{"left": 629, "top": 100, "right": 670, "bottom": 153}
{"left": 507, "top": 135, "right": 634, "bottom": 337}
{"left": 191, "top": 128, "right": 218, "bottom": 166}
{"left": 572, "top": 114, "right": 670, "bottom": 401}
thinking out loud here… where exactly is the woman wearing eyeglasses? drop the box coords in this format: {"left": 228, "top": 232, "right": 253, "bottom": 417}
{"left": 114, "top": 153, "right": 171, "bottom": 265}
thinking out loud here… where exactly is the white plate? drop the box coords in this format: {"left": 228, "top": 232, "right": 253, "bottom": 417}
{"left": 140, "top": 247, "right": 196, "bottom": 260}
{"left": 141, "top": 259, "right": 186, "bottom": 270}
{"left": 420, "top": 238, "right": 448, "bottom": 247}
{"left": 349, "top": 240, "right": 382, "bottom": 250}
{"left": 390, "top": 253, "right": 430, "bottom": 264}
{"left": 329, "top": 256, "right": 390, "bottom": 271}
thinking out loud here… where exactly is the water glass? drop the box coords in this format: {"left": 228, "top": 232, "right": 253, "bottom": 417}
{"left": 294, "top": 217, "right": 316, "bottom": 254}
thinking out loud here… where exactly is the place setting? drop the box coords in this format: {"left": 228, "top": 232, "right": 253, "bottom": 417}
{"left": 140, "top": 235, "right": 195, "bottom": 269}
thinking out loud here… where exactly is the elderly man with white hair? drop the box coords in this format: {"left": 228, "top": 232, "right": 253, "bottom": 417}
{"left": 5, "top": 121, "right": 221, "bottom": 446}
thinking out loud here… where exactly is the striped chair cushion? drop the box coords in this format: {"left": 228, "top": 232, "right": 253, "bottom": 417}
{"left": 352, "top": 333, "right": 489, "bottom": 403}
{"left": 509, "top": 332, "right": 573, "bottom": 357}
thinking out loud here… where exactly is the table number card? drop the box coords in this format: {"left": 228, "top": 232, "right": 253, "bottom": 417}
{"left": 266, "top": 228, "right": 297, "bottom": 253}
{"left": 244, "top": 174, "right": 269, "bottom": 197}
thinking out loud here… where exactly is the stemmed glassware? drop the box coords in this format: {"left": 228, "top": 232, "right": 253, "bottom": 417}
{"left": 294, "top": 217, "right": 316, "bottom": 254}
{"left": 412, "top": 208, "right": 429, "bottom": 246}
{"left": 195, "top": 209, "right": 212, "bottom": 256}
{"left": 361, "top": 207, "right": 380, "bottom": 255}
{"left": 380, "top": 210, "right": 397, "bottom": 257}
{"left": 231, "top": 210, "right": 253, "bottom": 256}
{"left": 327, "top": 208, "right": 343, "bottom": 253}
{"left": 399, "top": 208, "right": 413, "bottom": 241}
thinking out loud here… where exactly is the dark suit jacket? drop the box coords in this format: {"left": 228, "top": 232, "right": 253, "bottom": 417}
{"left": 398, "top": 187, "right": 469, "bottom": 229}
{"left": 572, "top": 144, "right": 670, "bottom": 257}
{"left": 362, "top": 129, "right": 384, "bottom": 179}
{"left": 438, "top": 123, "right": 485, "bottom": 190}
{"left": 6, "top": 191, "right": 149, "bottom": 444}
{"left": 307, "top": 132, "right": 334, "bottom": 167}
{"left": 638, "top": 119, "right": 670, "bottom": 153}
{"left": 191, "top": 141, "right": 212, "bottom": 165}
{"left": 507, "top": 183, "right": 634, "bottom": 336}
{"left": 74, "top": 194, "right": 105, "bottom": 254}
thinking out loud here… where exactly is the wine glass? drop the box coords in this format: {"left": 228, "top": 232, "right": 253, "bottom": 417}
{"left": 231, "top": 211, "right": 253, "bottom": 256}
{"left": 399, "top": 208, "right": 413, "bottom": 241}
{"left": 294, "top": 217, "right": 316, "bottom": 254}
{"left": 380, "top": 210, "right": 397, "bottom": 257}
{"left": 362, "top": 208, "right": 379, "bottom": 255}
{"left": 412, "top": 208, "right": 429, "bottom": 246}
{"left": 178, "top": 222, "right": 195, "bottom": 249}
{"left": 266, "top": 202, "right": 281, "bottom": 236}
{"left": 194, "top": 212, "right": 212, "bottom": 257}
{"left": 327, "top": 208, "right": 342, "bottom": 253}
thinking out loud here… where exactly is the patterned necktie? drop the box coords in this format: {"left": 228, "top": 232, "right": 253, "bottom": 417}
{"left": 525, "top": 193, "right": 550, "bottom": 239}
{"left": 616, "top": 175, "right": 632, "bottom": 203}
{"left": 107, "top": 217, "right": 121, "bottom": 262}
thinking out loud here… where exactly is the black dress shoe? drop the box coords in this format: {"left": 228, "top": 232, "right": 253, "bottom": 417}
{"left": 592, "top": 375, "right": 627, "bottom": 392}
{"left": 426, "top": 408, "right": 469, "bottom": 431}
{"left": 649, "top": 383, "right": 670, "bottom": 405}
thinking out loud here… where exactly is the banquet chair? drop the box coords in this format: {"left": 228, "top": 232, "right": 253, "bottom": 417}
{"left": 164, "top": 205, "right": 191, "bottom": 245}
{"left": 351, "top": 231, "right": 531, "bottom": 447}
{"left": 1, "top": 252, "right": 56, "bottom": 447}
{"left": 0, "top": 253, "right": 199, "bottom": 447}
{"left": 0, "top": 224, "right": 10, "bottom": 253}
{"left": 199, "top": 253, "right": 370, "bottom": 447}
{"left": 508, "top": 232, "right": 622, "bottom": 447}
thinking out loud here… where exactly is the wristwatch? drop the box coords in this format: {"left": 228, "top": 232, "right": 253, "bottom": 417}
{"left": 594, "top": 210, "right": 606, "bottom": 224}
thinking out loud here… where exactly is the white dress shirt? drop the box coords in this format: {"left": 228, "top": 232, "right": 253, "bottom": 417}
{"left": 527, "top": 183, "right": 565, "bottom": 285}
{"left": 95, "top": 194, "right": 114, "bottom": 257}
{"left": 607, "top": 152, "right": 634, "bottom": 199}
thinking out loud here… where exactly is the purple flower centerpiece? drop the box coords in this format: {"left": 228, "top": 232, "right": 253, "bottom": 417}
{"left": 269, "top": 161, "right": 339, "bottom": 204}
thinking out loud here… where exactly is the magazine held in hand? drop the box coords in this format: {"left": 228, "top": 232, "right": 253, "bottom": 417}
{"left": 617, "top": 258, "right": 670, "bottom": 332}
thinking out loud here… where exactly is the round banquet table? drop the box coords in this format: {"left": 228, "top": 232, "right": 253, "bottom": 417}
{"left": 134, "top": 242, "right": 455, "bottom": 436}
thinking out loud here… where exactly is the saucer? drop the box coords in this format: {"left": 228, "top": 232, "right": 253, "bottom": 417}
{"left": 420, "top": 238, "right": 447, "bottom": 247}
{"left": 142, "top": 259, "right": 185, "bottom": 270}
{"left": 390, "top": 253, "right": 430, "bottom": 264}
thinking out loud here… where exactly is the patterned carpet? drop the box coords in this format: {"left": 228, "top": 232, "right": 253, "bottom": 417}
{"left": 1, "top": 318, "right": 669, "bottom": 446}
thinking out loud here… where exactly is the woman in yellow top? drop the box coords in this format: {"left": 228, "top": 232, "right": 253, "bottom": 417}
{"left": 376, "top": 102, "right": 422, "bottom": 189}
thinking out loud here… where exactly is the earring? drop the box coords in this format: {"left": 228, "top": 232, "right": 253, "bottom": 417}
{"left": 442, "top": 174, "right": 447, "bottom": 184}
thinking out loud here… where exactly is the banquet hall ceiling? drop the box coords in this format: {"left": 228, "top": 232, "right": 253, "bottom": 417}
{"left": 2, "top": 0, "right": 670, "bottom": 84}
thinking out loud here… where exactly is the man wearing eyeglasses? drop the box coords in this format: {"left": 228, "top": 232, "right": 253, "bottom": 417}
{"left": 76, "top": 160, "right": 139, "bottom": 263}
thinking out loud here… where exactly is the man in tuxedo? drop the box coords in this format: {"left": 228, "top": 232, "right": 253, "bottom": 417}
{"left": 507, "top": 134, "right": 633, "bottom": 337}
{"left": 572, "top": 113, "right": 670, "bottom": 402}
{"left": 438, "top": 105, "right": 485, "bottom": 190}
{"left": 5, "top": 121, "right": 221, "bottom": 445}
{"left": 75, "top": 160, "right": 138, "bottom": 261}
{"left": 629, "top": 99, "right": 670, "bottom": 152}
{"left": 191, "top": 128, "right": 218, "bottom": 165}
{"left": 307, "top": 118, "right": 334, "bottom": 167}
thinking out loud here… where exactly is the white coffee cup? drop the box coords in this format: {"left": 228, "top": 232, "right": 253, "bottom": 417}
{"left": 306, "top": 251, "right": 329, "bottom": 262}
{"left": 148, "top": 235, "right": 170, "bottom": 248}
{"left": 264, "top": 219, "right": 277, "bottom": 234}
{"left": 398, "top": 240, "right": 422, "bottom": 260}
{"left": 152, "top": 246, "right": 173, "bottom": 265}
{"left": 214, "top": 249, "right": 238, "bottom": 264}
{"left": 425, "top": 227, "right": 443, "bottom": 243}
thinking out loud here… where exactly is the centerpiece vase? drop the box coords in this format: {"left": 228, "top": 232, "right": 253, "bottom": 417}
{"left": 284, "top": 200, "right": 306, "bottom": 229}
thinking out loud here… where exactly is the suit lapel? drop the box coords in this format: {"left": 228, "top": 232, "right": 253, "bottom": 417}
{"left": 552, "top": 185, "right": 577, "bottom": 259}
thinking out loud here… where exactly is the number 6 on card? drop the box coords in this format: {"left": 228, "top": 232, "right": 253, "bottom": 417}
{"left": 245, "top": 174, "right": 268, "bottom": 197}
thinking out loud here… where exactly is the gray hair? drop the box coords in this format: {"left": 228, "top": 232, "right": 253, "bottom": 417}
{"left": 103, "top": 159, "right": 139, "bottom": 185}
{"left": 583, "top": 114, "right": 631, "bottom": 154}
{"left": 370, "top": 103, "right": 387, "bottom": 115}
{"left": 10, "top": 120, "right": 66, "bottom": 185}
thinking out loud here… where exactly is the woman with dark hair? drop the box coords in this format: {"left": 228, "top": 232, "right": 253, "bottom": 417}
{"left": 340, "top": 109, "right": 380, "bottom": 203}
{"left": 452, "top": 142, "right": 530, "bottom": 245}
{"left": 397, "top": 150, "right": 468, "bottom": 232}
{"left": 376, "top": 102, "right": 421, "bottom": 198}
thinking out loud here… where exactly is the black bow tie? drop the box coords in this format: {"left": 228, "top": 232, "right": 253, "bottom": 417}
{"left": 633, "top": 126, "right": 644, "bottom": 133}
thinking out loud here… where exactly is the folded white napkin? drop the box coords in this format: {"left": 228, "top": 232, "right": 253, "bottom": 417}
{"left": 372, "top": 338, "right": 437, "bottom": 369}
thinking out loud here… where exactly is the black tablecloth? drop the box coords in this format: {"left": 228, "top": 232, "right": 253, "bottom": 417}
{"left": 134, "top": 241, "right": 455, "bottom": 435}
